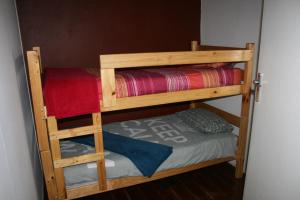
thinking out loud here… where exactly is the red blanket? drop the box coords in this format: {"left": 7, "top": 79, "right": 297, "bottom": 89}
{"left": 43, "top": 68, "right": 100, "bottom": 119}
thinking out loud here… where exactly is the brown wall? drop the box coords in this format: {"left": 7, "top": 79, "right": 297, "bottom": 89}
{"left": 17, "top": 0, "right": 200, "bottom": 67}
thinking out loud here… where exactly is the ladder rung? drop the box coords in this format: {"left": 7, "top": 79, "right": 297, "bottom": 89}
{"left": 54, "top": 153, "right": 102, "bottom": 168}
{"left": 49, "top": 125, "right": 101, "bottom": 140}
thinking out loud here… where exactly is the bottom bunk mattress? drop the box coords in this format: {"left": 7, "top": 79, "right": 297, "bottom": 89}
{"left": 61, "top": 112, "right": 237, "bottom": 189}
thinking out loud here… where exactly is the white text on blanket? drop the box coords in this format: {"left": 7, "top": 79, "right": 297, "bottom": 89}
{"left": 121, "top": 118, "right": 187, "bottom": 143}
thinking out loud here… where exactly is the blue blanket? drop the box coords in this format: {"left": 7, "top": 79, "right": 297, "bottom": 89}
{"left": 72, "top": 131, "right": 173, "bottom": 177}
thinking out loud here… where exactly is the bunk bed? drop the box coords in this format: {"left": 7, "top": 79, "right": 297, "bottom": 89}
{"left": 26, "top": 41, "right": 254, "bottom": 200}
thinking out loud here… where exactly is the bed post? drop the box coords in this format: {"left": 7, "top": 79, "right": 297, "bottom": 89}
{"left": 191, "top": 40, "right": 200, "bottom": 51}
{"left": 92, "top": 113, "right": 107, "bottom": 190}
{"left": 235, "top": 43, "right": 255, "bottom": 178}
{"left": 27, "top": 50, "right": 59, "bottom": 200}
{"left": 47, "top": 117, "right": 66, "bottom": 199}
{"left": 190, "top": 40, "right": 200, "bottom": 109}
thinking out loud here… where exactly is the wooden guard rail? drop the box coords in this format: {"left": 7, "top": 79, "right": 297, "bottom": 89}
{"left": 100, "top": 43, "right": 254, "bottom": 109}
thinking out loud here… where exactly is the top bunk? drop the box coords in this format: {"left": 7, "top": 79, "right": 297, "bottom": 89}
{"left": 27, "top": 41, "right": 254, "bottom": 118}
{"left": 100, "top": 41, "right": 254, "bottom": 112}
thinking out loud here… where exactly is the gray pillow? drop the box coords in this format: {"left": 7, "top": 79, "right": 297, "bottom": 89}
{"left": 176, "top": 108, "right": 233, "bottom": 134}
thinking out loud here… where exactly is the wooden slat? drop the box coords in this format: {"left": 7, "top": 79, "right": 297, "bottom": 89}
{"left": 67, "top": 156, "right": 235, "bottom": 199}
{"left": 27, "top": 51, "right": 59, "bottom": 199}
{"left": 101, "top": 85, "right": 242, "bottom": 112}
{"left": 54, "top": 153, "right": 102, "bottom": 168}
{"left": 235, "top": 43, "right": 255, "bottom": 178}
{"left": 100, "top": 50, "right": 253, "bottom": 69}
{"left": 48, "top": 117, "right": 66, "bottom": 199}
{"left": 101, "top": 68, "right": 116, "bottom": 107}
{"left": 193, "top": 102, "right": 241, "bottom": 127}
{"left": 32, "top": 46, "right": 43, "bottom": 74}
{"left": 107, "top": 157, "right": 235, "bottom": 190}
{"left": 92, "top": 113, "right": 107, "bottom": 190}
{"left": 40, "top": 151, "right": 59, "bottom": 200}
{"left": 199, "top": 45, "right": 245, "bottom": 51}
{"left": 27, "top": 51, "right": 49, "bottom": 151}
{"left": 49, "top": 125, "right": 101, "bottom": 140}
{"left": 191, "top": 40, "right": 200, "bottom": 51}
{"left": 67, "top": 183, "right": 100, "bottom": 199}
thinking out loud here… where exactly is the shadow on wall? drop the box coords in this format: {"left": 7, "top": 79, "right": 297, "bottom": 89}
{"left": 13, "top": 52, "right": 43, "bottom": 198}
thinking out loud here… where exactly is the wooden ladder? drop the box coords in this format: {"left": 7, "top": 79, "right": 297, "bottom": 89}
{"left": 47, "top": 113, "right": 107, "bottom": 199}
{"left": 27, "top": 48, "right": 106, "bottom": 200}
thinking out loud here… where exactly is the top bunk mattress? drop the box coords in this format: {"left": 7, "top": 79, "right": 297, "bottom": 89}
{"left": 43, "top": 64, "right": 242, "bottom": 118}
{"left": 88, "top": 64, "right": 242, "bottom": 98}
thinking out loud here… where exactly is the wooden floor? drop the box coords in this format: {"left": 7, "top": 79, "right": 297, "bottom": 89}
{"left": 76, "top": 163, "right": 245, "bottom": 200}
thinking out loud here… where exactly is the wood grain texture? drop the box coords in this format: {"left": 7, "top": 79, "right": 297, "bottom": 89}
{"left": 92, "top": 113, "right": 107, "bottom": 190}
{"left": 101, "top": 69, "right": 116, "bottom": 107}
{"left": 27, "top": 51, "right": 49, "bottom": 151}
{"left": 47, "top": 117, "right": 66, "bottom": 199}
{"left": 100, "top": 50, "right": 253, "bottom": 68}
{"left": 101, "top": 85, "right": 243, "bottom": 112}
{"left": 66, "top": 157, "right": 235, "bottom": 199}
{"left": 40, "top": 151, "right": 59, "bottom": 200}
{"left": 54, "top": 153, "right": 102, "bottom": 168}
{"left": 235, "top": 43, "right": 255, "bottom": 178}
{"left": 27, "top": 50, "right": 59, "bottom": 200}
{"left": 191, "top": 40, "right": 200, "bottom": 51}
{"left": 49, "top": 125, "right": 101, "bottom": 140}
{"left": 32, "top": 46, "right": 43, "bottom": 73}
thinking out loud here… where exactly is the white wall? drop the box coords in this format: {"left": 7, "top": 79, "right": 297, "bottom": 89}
{"left": 201, "top": 0, "right": 263, "bottom": 167}
{"left": 201, "top": 0, "right": 262, "bottom": 114}
{"left": 0, "top": 0, "right": 43, "bottom": 199}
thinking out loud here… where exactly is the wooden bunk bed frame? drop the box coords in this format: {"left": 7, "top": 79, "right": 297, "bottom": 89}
{"left": 27, "top": 41, "right": 254, "bottom": 200}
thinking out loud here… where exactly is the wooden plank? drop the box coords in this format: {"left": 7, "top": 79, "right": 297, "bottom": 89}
{"left": 27, "top": 51, "right": 50, "bottom": 151}
{"left": 101, "top": 85, "right": 243, "bottom": 112}
{"left": 92, "top": 113, "right": 107, "bottom": 190}
{"left": 101, "top": 68, "right": 116, "bottom": 107}
{"left": 107, "top": 157, "right": 235, "bottom": 190}
{"left": 27, "top": 51, "right": 58, "bottom": 199}
{"left": 32, "top": 47, "right": 43, "bottom": 74}
{"left": 235, "top": 43, "right": 255, "bottom": 178}
{"left": 48, "top": 117, "right": 66, "bottom": 199}
{"left": 40, "top": 151, "right": 59, "bottom": 200}
{"left": 54, "top": 153, "right": 102, "bottom": 168}
{"left": 199, "top": 45, "right": 245, "bottom": 51}
{"left": 49, "top": 125, "right": 101, "bottom": 140}
{"left": 67, "top": 183, "right": 100, "bottom": 200}
{"left": 191, "top": 40, "right": 199, "bottom": 51}
{"left": 66, "top": 156, "right": 235, "bottom": 199}
{"left": 100, "top": 50, "right": 253, "bottom": 69}
{"left": 193, "top": 102, "right": 241, "bottom": 127}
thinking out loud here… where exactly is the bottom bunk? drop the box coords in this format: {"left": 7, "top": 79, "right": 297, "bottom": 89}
{"left": 59, "top": 107, "right": 238, "bottom": 198}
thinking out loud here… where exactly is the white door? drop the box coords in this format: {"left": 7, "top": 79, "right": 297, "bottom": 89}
{"left": 243, "top": 1, "right": 300, "bottom": 200}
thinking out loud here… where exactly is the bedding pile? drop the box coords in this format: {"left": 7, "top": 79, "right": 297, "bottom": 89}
{"left": 43, "top": 68, "right": 100, "bottom": 119}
